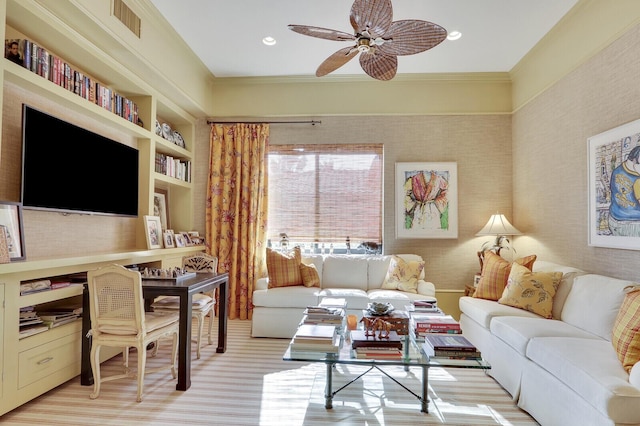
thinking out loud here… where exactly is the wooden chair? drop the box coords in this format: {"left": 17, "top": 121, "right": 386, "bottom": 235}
{"left": 86, "top": 264, "right": 179, "bottom": 402}
{"left": 151, "top": 253, "right": 218, "bottom": 359}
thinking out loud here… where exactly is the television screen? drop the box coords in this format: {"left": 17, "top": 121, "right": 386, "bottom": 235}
{"left": 21, "top": 104, "right": 139, "bottom": 217}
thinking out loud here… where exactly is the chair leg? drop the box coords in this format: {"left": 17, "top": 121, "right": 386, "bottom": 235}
{"left": 136, "top": 344, "right": 147, "bottom": 403}
{"left": 89, "top": 344, "right": 101, "bottom": 400}
{"left": 207, "top": 310, "right": 214, "bottom": 345}
{"left": 171, "top": 332, "right": 178, "bottom": 378}
{"left": 195, "top": 314, "right": 204, "bottom": 359}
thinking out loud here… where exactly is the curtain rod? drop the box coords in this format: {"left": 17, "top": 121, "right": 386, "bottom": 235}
{"left": 207, "top": 120, "right": 321, "bottom": 125}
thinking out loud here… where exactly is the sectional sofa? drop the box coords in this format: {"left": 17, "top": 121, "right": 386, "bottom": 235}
{"left": 251, "top": 253, "right": 436, "bottom": 338}
{"left": 459, "top": 259, "right": 640, "bottom": 426}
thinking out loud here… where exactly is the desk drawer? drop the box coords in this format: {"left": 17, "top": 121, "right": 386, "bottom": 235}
{"left": 19, "top": 333, "right": 81, "bottom": 389}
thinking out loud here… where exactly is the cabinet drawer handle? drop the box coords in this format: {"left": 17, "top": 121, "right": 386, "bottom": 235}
{"left": 37, "top": 357, "right": 54, "bottom": 365}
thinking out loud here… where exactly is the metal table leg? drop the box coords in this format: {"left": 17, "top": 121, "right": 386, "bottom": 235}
{"left": 325, "top": 362, "right": 334, "bottom": 409}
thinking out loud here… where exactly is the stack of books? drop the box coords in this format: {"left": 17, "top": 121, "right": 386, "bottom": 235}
{"left": 19, "top": 306, "right": 48, "bottom": 339}
{"left": 302, "top": 306, "right": 345, "bottom": 326}
{"left": 422, "top": 334, "right": 482, "bottom": 360}
{"left": 37, "top": 306, "right": 82, "bottom": 329}
{"left": 412, "top": 314, "right": 462, "bottom": 337}
{"left": 20, "top": 279, "right": 52, "bottom": 295}
{"left": 350, "top": 329, "right": 403, "bottom": 359}
{"left": 406, "top": 298, "right": 440, "bottom": 313}
{"left": 290, "top": 324, "right": 340, "bottom": 353}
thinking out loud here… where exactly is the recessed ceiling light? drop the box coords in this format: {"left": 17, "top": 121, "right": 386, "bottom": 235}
{"left": 262, "top": 36, "right": 276, "bottom": 46}
{"left": 447, "top": 30, "right": 462, "bottom": 41}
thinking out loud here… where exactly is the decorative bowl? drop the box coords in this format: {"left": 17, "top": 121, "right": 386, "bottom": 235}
{"left": 366, "top": 302, "right": 394, "bottom": 316}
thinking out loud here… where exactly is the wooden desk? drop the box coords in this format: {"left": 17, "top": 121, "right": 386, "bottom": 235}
{"left": 81, "top": 272, "right": 229, "bottom": 391}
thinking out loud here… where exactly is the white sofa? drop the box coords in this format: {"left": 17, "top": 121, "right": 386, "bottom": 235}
{"left": 459, "top": 260, "right": 640, "bottom": 426}
{"left": 251, "top": 254, "right": 436, "bottom": 338}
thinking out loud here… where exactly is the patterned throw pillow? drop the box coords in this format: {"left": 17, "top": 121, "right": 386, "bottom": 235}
{"left": 381, "top": 255, "right": 424, "bottom": 294}
{"left": 473, "top": 251, "right": 537, "bottom": 301}
{"left": 299, "top": 262, "right": 320, "bottom": 288}
{"left": 612, "top": 285, "right": 640, "bottom": 373}
{"left": 266, "top": 246, "right": 302, "bottom": 288}
{"left": 498, "top": 263, "right": 562, "bottom": 318}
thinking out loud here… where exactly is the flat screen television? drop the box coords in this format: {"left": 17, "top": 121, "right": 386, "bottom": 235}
{"left": 21, "top": 104, "right": 139, "bottom": 217}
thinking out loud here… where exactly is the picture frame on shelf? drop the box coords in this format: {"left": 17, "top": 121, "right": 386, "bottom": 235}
{"left": 395, "top": 162, "right": 458, "bottom": 239}
{"left": 143, "top": 215, "right": 163, "bottom": 249}
{"left": 154, "top": 188, "right": 169, "bottom": 231}
{"left": 180, "top": 231, "right": 193, "bottom": 246}
{"left": 0, "top": 201, "right": 26, "bottom": 261}
{"left": 163, "top": 230, "right": 175, "bottom": 248}
{"left": 174, "top": 233, "right": 187, "bottom": 248}
{"left": 0, "top": 226, "right": 10, "bottom": 263}
{"left": 588, "top": 118, "right": 640, "bottom": 249}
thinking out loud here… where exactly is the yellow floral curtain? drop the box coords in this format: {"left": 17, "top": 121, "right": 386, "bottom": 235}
{"left": 206, "top": 123, "right": 268, "bottom": 320}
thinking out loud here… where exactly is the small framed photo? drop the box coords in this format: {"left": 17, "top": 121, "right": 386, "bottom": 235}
{"left": 163, "top": 230, "right": 175, "bottom": 248}
{"left": 0, "top": 201, "right": 26, "bottom": 261}
{"left": 174, "top": 233, "right": 187, "bottom": 248}
{"left": 144, "top": 215, "right": 163, "bottom": 249}
{"left": 180, "top": 231, "right": 193, "bottom": 246}
{"left": 154, "top": 188, "right": 169, "bottom": 231}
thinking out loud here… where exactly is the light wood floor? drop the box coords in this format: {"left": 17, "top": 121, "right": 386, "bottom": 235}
{"left": 1, "top": 320, "right": 538, "bottom": 425}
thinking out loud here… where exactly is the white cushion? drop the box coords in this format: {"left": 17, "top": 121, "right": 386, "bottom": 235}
{"left": 490, "top": 316, "right": 599, "bottom": 356}
{"left": 252, "top": 286, "right": 319, "bottom": 308}
{"left": 526, "top": 337, "right": 640, "bottom": 424}
{"left": 630, "top": 362, "right": 640, "bottom": 388}
{"left": 458, "top": 296, "right": 539, "bottom": 329}
{"left": 301, "top": 255, "right": 324, "bottom": 283}
{"left": 561, "top": 274, "right": 632, "bottom": 341}
{"left": 321, "top": 256, "right": 368, "bottom": 290}
{"left": 367, "top": 256, "right": 393, "bottom": 289}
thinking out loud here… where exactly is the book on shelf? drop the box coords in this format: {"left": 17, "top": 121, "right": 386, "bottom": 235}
{"left": 350, "top": 329, "right": 403, "bottom": 349}
{"left": 42, "top": 316, "right": 80, "bottom": 329}
{"left": 50, "top": 279, "right": 72, "bottom": 289}
{"left": 19, "top": 318, "right": 44, "bottom": 327}
{"left": 20, "top": 279, "right": 51, "bottom": 295}
{"left": 37, "top": 312, "right": 80, "bottom": 322}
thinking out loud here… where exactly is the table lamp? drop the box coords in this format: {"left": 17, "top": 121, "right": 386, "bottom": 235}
{"left": 476, "top": 213, "right": 522, "bottom": 256}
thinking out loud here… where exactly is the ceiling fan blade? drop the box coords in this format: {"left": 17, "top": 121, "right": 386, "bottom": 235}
{"left": 316, "top": 46, "right": 359, "bottom": 77}
{"left": 377, "top": 20, "right": 447, "bottom": 56}
{"left": 288, "top": 25, "right": 355, "bottom": 42}
{"left": 350, "top": 0, "right": 393, "bottom": 39}
{"left": 359, "top": 52, "right": 397, "bottom": 81}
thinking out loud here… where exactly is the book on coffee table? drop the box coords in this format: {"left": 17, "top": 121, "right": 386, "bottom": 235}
{"left": 350, "top": 329, "right": 403, "bottom": 349}
{"left": 422, "top": 334, "right": 482, "bottom": 359}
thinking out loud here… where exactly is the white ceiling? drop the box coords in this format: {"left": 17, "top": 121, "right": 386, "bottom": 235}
{"left": 149, "top": 0, "right": 579, "bottom": 79}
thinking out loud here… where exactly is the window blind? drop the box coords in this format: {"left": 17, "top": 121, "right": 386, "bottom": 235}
{"left": 267, "top": 144, "right": 383, "bottom": 244}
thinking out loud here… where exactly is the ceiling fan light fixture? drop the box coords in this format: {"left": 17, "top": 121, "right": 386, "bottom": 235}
{"left": 262, "top": 36, "right": 277, "bottom": 46}
{"left": 447, "top": 30, "right": 462, "bottom": 41}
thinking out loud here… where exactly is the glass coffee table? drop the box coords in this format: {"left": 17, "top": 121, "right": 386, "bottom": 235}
{"left": 283, "top": 327, "right": 490, "bottom": 413}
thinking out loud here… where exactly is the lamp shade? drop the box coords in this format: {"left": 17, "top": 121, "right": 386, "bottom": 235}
{"left": 476, "top": 213, "right": 522, "bottom": 236}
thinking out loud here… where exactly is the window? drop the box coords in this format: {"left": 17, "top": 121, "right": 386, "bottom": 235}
{"left": 267, "top": 144, "right": 383, "bottom": 253}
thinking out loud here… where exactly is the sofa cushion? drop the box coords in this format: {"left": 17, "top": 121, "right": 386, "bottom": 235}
{"left": 381, "top": 255, "right": 424, "bottom": 294}
{"left": 498, "top": 263, "right": 562, "bottom": 318}
{"left": 299, "top": 262, "right": 320, "bottom": 287}
{"left": 317, "top": 288, "right": 369, "bottom": 310}
{"left": 322, "top": 256, "right": 368, "bottom": 290}
{"left": 526, "top": 336, "right": 640, "bottom": 424}
{"left": 612, "top": 285, "right": 640, "bottom": 373}
{"left": 459, "top": 296, "right": 540, "bottom": 329}
{"left": 474, "top": 251, "right": 537, "bottom": 301}
{"left": 266, "top": 246, "right": 302, "bottom": 288}
{"left": 302, "top": 255, "right": 324, "bottom": 283}
{"left": 490, "top": 316, "right": 600, "bottom": 356}
{"left": 561, "top": 274, "right": 632, "bottom": 341}
{"left": 252, "top": 285, "right": 319, "bottom": 308}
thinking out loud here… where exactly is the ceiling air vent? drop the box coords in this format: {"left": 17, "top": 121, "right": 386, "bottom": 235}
{"left": 113, "top": 0, "right": 140, "bottom": 38}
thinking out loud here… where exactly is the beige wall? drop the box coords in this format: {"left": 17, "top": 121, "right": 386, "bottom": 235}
{"left": 193, "top": 114, "right": 512, "bottom": 290}
{"left": 513, "top": 23, "right": 640, "bottom": 282}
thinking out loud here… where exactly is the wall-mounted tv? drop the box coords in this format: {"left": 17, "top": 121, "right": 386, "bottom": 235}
{"left": 21, "top": 104, "right": 139, "bottom": 217}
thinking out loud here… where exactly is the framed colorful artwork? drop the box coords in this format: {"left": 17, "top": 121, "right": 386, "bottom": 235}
{"left": 588, "top": 118, "right": 640, "bottom": 249}
{"left": 0, "top": 201, "right": 26, "bottom": 261}
{"left": 395, "top": 162, "right": 458, "bottom": 239}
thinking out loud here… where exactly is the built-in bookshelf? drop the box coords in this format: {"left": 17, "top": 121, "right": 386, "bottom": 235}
{"left": 0, "top": 0, "right": 200, "bottom": 416}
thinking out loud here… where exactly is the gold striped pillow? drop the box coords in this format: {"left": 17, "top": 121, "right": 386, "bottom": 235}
{"left": 266, "top": 246, "right": 303, "bottom": 288}
{"left": 474, "top": 251, "right": 537, "bottom": 301}
{"left": 612, "top": 285, "right": 640, "bottom": 373}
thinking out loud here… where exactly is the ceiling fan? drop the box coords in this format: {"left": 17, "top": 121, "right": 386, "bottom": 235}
{"left": 289, "top": 0, "right": 447, "bottom": 81}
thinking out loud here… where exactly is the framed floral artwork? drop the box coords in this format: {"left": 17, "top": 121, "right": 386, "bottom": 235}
{"left": 395, "top": 162, "right": 458, "bottom": 239}
{"left": 0, "top": 201, "right": 26, "bottom": 260}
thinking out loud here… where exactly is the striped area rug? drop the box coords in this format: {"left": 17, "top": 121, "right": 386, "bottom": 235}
{"left": 2, "top": 320, "right": 538, "bottom": 425}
